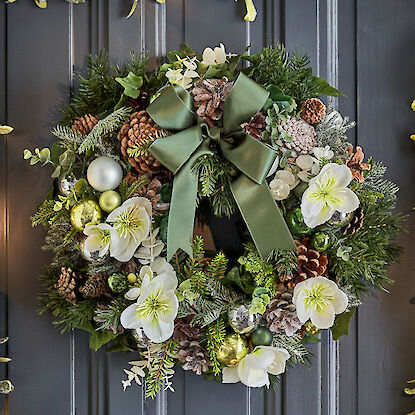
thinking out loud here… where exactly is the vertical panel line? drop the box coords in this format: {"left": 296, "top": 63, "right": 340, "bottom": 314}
{"left": 326, "top": 1, "right": 339, "bottom": 414}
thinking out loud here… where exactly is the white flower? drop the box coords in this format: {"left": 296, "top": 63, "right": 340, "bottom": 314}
{"left": 293, "top": 276, "right": 348, "bottom": 329}
{"left": 313, "top": 145, "right": 334, "bottom": 162}
{"left": 121, "top": 260, "right": 178, "bottom": 343}
{"left": 124, "top": 265, "right": 154, "bottom": 300}
{"left": 135, "top": 228, "right": 165, "bottom": 264}
{"left": 201, "top": 43, "right": 234, "bottom": 66}
{"left": 83, "top": 223, "right": 115, "bottom": 257}
{"left": 301, "top": 163, "right": 360, "bottom": 228}
{"left": 222, "top": 346, "right": 290, "bottom": 388}
{"left": 106, "top": 197, "right": 152, "bottom": 262}
{"left": 296, "top": 154, "right": 320, "bottom": 182}
{"left": 166, "top": 57, "right": 199, "bottom": 90}
{"left": 269, "top": 170, "right": 297, "bottom": 201}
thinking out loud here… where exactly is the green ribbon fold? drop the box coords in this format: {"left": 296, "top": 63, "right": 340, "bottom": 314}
{"left": 148, "top": 73, "right": 296, "bottom": 260}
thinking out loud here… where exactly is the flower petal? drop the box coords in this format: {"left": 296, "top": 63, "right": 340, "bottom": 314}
{"left": 303, "top": 204, "right": 334, "bottom": 228}
{"left": 125, "top": 287, "right": 142, "bottom": 301}
{"left": 310, "top": 302, "right": 335, "bottom": 329}
{"left": 329, "top": 188, "right": 360, "bottom": 213}
{"left": 120, "top": 303, "right": 142, "bottom": 329}
{"left": 222, "top": 365, "right": 240, "bottom": 384}
{"left": 237, "top": 357, "right": 269, "bottom": 388}
{"left": 331, "top": 289, "right": 349, "bottom": 314}
{"left": 143, "top": 318, "right": 174, "bottom": 343}
{"left": 293, "top": 290, "right": 311, "bottom": 323}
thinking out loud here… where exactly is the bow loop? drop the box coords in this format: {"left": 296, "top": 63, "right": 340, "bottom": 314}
{"left": 147, "top": 73, "right": 296, "bottom": 259}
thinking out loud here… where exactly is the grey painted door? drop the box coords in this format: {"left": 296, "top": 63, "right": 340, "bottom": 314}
{"left": 0, "top": 1, "right": 414, "bottom": 414}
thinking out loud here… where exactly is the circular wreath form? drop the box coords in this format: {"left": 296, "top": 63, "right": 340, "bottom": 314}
{"left": 25, "top": 43, "right": 404, "bottom": 398}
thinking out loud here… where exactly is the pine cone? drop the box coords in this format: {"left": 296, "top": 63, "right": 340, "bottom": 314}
{"left": 118, "top": 111, "right": 165, "bottom": 175}
{"left": 173, "top": 316, "right": 200, "bottom": 342}
{"left": 54, "top": 267, "right": 82, "bottom": 304}
{"left": 300, "top": 98, "right": 326, "bottom": 124}
{"left": 343, "top": 207, "right": 364, "bottom": 235}
{"left": 72, "top": 114, "right": 99, "bottom": 135}
{"left": 293, "top": 238, "right": 329, "bottom": 286}
{"left": 241, "top": 112, "right": 266, "bottom": 140}
{"left": 265, "top": 291, "right": 302, "bottom": 336}
{"left": 278, "top": 116, "right": 316, "bottom": 156}
{"left": 125, "top": 91, "right": 149, "bottom": 110}
{"left": 346, "top": 145, "right": 371, "bottom": 183}
{"left": 79, "top": 273, "right": 108, "bottom": 298}
{"left": 177, "top": 340, "right": 212, "bottom": 375}
{"left": 137, "top": 178, "right": 170, "bottom": 214}
{"left": 191, "top": 77, "right": 234, "bottom": 127}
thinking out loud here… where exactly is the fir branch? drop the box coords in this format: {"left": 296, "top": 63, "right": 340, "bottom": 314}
{"left": 78, "top": 107, "right": 131, "bottom": 154}
{"left": 145, "top": 339, "right": 178, "bottom": 399}
{"left": 119, "top": 176, "right": 150, "bottom": 201}
{"left": 206, "top": 317, "right": 226, "bottom": 375}
{"left": 31, "top": 200, "right": 68, "bottom": 227}
{"left": 207, "top": 252, "right": 228, "bottom": 280}
{"left": 273, "top": 333, "right": 310, "bottom": 365}
{"left": 94, "top": 299, "right": 126, "bottom": 333}
{"left": 180, "top": 236, "right": 205, "bottom": 281}
{"left": 52, "top": 125, "right": 84, "bottom": 148}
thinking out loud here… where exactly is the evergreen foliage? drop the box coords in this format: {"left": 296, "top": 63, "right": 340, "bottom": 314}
{"left": 206, "top": 317, "right": 227, "bottom": 375}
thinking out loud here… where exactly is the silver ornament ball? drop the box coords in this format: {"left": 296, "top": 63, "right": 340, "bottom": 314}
{"left": 87, "top": 156, "right": 123, "bottom": 192}
{"left": 58, "top": 173, "right": 78, "bottom": 195}
{"left": 79, "top": 236, "right": 109, "bottom": 264}
{"left": 228, "top": 300, "right": 261, "bottom": 334}
{"left": 328, "top": 211, "right": 354, "bottom": 227}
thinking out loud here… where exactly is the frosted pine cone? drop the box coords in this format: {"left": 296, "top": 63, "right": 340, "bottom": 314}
{"left": 191, "top": 77, "right": 234, "bottom": 127}
{"left": 265, "top": 292, "right": 302, "bottom": 336}
{"left": 177, "top": 340, "right": 212, "bottom": 375}
{"left": 300, "top": 98, "right": 326, "bottom": 124}
{"left": 54, "top": 267, "right": 82, "bottom": 304}
{"left": 241, "top": 112, "right": 266, "bottom": 140}
{"left": 278, "top": 116, "right": 317, "bottom": 156}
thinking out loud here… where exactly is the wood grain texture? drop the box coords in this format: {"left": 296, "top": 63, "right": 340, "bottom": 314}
{"left": 0, "top": 1, "right": 414, "bottom": 414}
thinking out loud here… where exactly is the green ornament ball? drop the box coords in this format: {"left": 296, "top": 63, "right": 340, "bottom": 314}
{"left": 217, "top": 333, "right": 249, "bottom": 365}
{"left": 108, "top": 274, "right": 128, "bottom": 293}
{"left": 311, "top": 232, "right": 331, "bottom": 251}
{"left": 99, "top": 190, "right": 121, "bottom": 213}
{"left": 251, "top": 326, "right": 273, "bottom": 347}
{"left": 70, "top": 200, "right": 102, "bottom": 232}
{"left": 286, "top": 207, "right": 312, "bottom": 236}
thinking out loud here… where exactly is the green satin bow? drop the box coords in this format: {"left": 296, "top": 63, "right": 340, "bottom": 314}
{"left": 147, "top": 73, "right": 296, "bottom": 260}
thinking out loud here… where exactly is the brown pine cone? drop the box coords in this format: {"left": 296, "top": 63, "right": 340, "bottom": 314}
{"left": 346, "top": 145, "right": 371, "bottom": 183}
{"left": 173, "top": 316, "right": 200, "bottom": 342}
{"left": 241, "top": 112, "right": 266, "bottom": 140}
{"left": 300, "top": 98, "right": 326, "bottom": 124}
{"left": 291, "top": 238, "right": 329, "bottom": 288}
{"left": 191, "top": 77, "right": 234, "bottom": 127}
{"left": 125, "top": 91, "right": 149, "bottom": 110}
{"left": 343, "top": 207, "right": 364, "bottom": 235}
{"left": 79, "top": 273, "right": 108, "bottom": 298}
{"left": 177, "top": 340, "right": 212, "bottom": 375}
{"left": 264, "top": 291, "right": 302, "bottom": 336}
{"left": 72, "top": 114, "right": 99, "bottom": 135}
{"left": 118, "top": 110, "right": 166, "bottom": 175}
{"left": 54, "top": 267, "right": 82, "bottom": 304}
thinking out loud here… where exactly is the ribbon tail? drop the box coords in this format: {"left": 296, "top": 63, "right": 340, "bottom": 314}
{"left": 166, "top": 143, "right": 213, "bottom": 260}
{"left": 231, "top": 175, "right": 296, "bottom": 259}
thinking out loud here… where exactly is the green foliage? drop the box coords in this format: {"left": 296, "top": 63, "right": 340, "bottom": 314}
{"left": 94, "top": 299, "right": 126, "bottom": 332}
{"left": 244, "top": 43, "right": 342, "bottom": 102}
{"left": 273, "top": 333, "right": 311, "bottom": 365}
{"left": 145, "top": 339, "right": 178, "bottom": 399}
{"left": 31, "top": 200, "right": 68, "bottom": 227}
{"left": 61, "top": 50, "right": 149, "bottom": 123}
{"left": 207, "top": 252, "right": 228, "bottom": 280}
{"left": 330, "top": 308, "right": 356, "bottom": 341}
{"left": 192, "top": 154, "right": 236, "bottom": 218}
{"left": 206, "top": 317, "right": 227, "bottom": 375}
{"left": 118, "top": 176, "right": 150, "bottom": 201}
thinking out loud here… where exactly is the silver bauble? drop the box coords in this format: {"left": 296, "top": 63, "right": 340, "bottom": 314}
{"left": 79, "top": 236, "right": 109, "bottom": 264}
{"left": 228, "top": 300, "right": 261, "bottom": 334}
{"left": 328, "top": 211, "right": 354, "bottom": 227}
{"left": 58, "top": 173, "right": 78, "bottom": 195}
{"left": 132, "top": 330, "right": 153, "bottom": 348}
{"left": 87, "top": 156, "right": 123, "bottom": 192}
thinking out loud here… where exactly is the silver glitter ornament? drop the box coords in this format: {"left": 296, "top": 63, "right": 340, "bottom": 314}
{"left": 328, "top": 211, "right": 354, "bottom": 227}
{"left": 58, "top": 173, "right": 78, "bottom": 195}
{"left": 228, "top": 300, "right": 261, "bottom": 334}
{"left": 79, "top": 236, "right": 109, "bottom": 264}
{"left": 87, "top": 156, "right": 123, "bottom": 192}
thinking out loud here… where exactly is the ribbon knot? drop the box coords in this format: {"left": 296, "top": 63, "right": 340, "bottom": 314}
{"left": 148, "top": 73, "right": 296, "bottom": 260}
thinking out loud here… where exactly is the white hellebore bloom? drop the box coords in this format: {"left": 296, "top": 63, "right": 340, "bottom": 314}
{"left": 201, "top": 43, "right": 233, "bottom": 66}
{"left": 222, "top": 346, "right": 290, "bottom": 388}
{"left": 269, "top": 170, "right": 297, "bottom": 201}
{"left": 106, "top": 197, "right": 152, "bottom": 262}
{"left": 83, "top": 223, "right": 116, "bottom": 257}
{"left": 293, "top": 276, "right": 348, "bottom": 329}
{"left": 301, "top": 163, "right": 360, "bottom": 228}
{"left": 121, "top": 258, "right": 178, "bottom": 343}
{"left": 313, "top": 145, "right": 334, "bottom": 163}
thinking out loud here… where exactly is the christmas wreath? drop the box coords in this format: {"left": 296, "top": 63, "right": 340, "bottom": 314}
{"left": 24, "top": 43, "right": 404, "bottom": 398}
